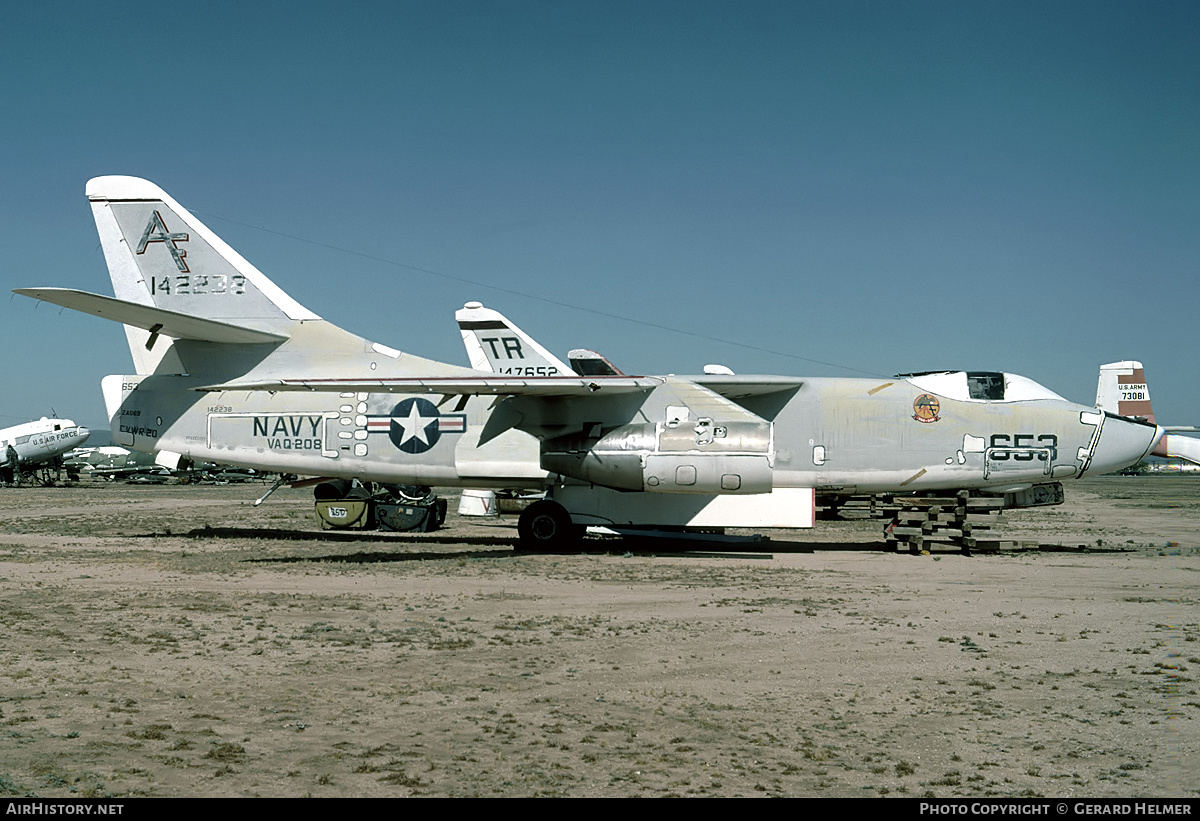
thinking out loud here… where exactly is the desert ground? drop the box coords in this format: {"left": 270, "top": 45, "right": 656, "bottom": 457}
{"left": 0, "top": 476, "right": 1196, "bottom": 798}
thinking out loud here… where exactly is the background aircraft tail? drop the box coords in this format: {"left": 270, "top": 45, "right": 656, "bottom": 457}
{"left": 1097, "top": 360, "right": 1200, "bottom": 465}
{"left": 456, "top": 301, "right": 569, "bottom": 376}
{"left": 1095, "top": 361, "right": 1155, "bottom": 423}
{"left": 86, "top": 176, "right": 320, "bottom": 374}
{"left": 456, "top": 302, "right": 632, "bottom": 377}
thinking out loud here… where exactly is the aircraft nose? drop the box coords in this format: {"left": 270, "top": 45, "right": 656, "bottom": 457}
{"left": 76, "top": 426, "right": 91, "bottom": 443}
{"left": 1089, "top": 415, "right": 1161, "bottom": 475}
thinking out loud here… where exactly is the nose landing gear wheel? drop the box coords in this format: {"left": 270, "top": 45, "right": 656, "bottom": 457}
{"left": 517, "top": 500, "right": 580, "bottom": 551}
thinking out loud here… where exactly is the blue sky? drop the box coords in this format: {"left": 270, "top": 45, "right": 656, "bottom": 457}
{"left": 3, "top": 0, "right": 1198, "bottom": 430}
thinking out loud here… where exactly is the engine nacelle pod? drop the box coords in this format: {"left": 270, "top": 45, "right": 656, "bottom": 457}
{"left": 642, "top": 453, "right": 773, "bottom": 494}
{"left": 541, "top": 448, "right": 646, "bottom": 491}
{"left": 541, "top": 423, "right": 774, "bottom": 494}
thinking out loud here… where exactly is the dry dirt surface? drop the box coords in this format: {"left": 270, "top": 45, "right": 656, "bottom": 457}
{"left": 0, "top": 476, "right": 1197, "bottom": 798}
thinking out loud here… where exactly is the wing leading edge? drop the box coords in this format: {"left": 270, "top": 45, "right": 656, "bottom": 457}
{"left": 194, "top": 374, "right": 805, "bottom": 398}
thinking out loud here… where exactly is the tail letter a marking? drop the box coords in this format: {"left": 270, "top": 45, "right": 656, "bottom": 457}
{"left": 137, "top": 210, "right": 190, "bottom": 272}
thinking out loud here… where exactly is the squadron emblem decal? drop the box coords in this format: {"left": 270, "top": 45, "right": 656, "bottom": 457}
{"left": 912, "top": 393, "right": 941, "bottom": 423}
{"left": 366, "top": 398, "right": 466, "bottom": 454}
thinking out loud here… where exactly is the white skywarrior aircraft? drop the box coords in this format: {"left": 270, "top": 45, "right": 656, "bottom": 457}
{"left": 16, "top": 176, "right": 1171, "bottom": 548}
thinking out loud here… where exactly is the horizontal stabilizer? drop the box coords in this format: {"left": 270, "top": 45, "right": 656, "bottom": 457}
{"left": 14, "top": 288, "right": 289, "bottom": 345}
{"left": 1154, "top": 434, "right": 1200, "bottom": 465}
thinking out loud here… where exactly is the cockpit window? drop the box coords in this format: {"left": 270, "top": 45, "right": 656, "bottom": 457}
{"left": 966, "top": 372, "right": 1005, "bottom": 400}
{"left": 900, "top": 371, "right": 1066, "bottom": 403}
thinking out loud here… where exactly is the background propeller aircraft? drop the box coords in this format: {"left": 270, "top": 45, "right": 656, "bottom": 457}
{"left": 0, "top": 417, "right": 90, "bottom": 485}
{"left": 15, "top": 176, "right": 1170, "bottom": 548}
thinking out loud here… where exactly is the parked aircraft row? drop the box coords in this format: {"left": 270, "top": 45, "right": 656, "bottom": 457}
{"left": 62, "top": 445, "right": 265, "bottom": 484}
{"left": 13, "top": 176, "right": 1196, "bottom": 547}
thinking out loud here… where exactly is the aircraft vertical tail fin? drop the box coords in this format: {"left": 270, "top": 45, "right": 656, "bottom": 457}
{"left": 86, "top": 176, "right": 320, "bottom": 374}
{"left": 1095, "top": 361, "right": 1155, "bottom": 423}
{"left": 1096, "top": 361, "right": 1200, "bottom": 465}
{"left": 455, "top": 301, "right": 569, "bottom": 376}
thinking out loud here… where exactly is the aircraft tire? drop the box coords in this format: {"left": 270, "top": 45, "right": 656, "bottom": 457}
{"left": 517, "top": 500, "right": 579, "bottom": 551}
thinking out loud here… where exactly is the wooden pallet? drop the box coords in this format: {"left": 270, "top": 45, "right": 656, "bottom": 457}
{"left": 822, "top": 483, "right": 1061, "bottom": 554}
{"left": 882, "top": 491, "right": 1006, "bottom": 554}
{"left": 820, "top": 483, "right": 1061, "bottom": 522}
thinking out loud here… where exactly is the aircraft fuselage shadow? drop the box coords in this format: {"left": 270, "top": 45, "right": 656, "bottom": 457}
{"left": 170, "top": 525, "right": 512, "bottom": 547}
{"left": 248, "top": 548, "right": 516, "bottom": 564}
{"left": 519, "top": 538, "right": 892, "bottom": 556}
{"left": 137, "top": 526, "right": 911, "bottom": 562}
